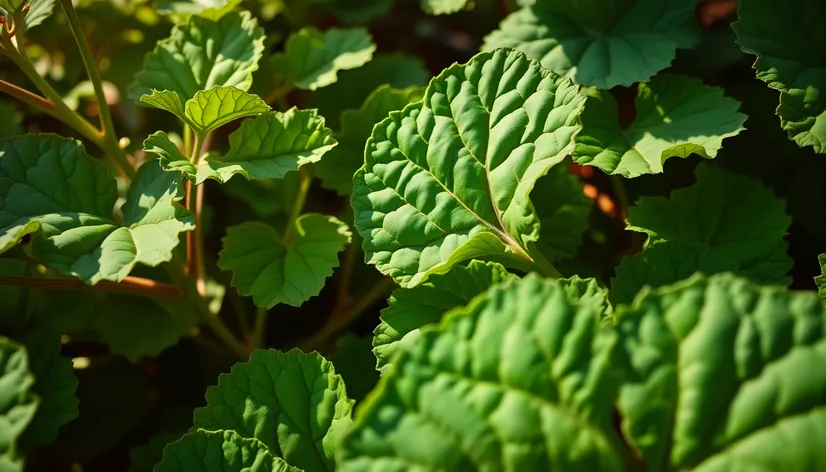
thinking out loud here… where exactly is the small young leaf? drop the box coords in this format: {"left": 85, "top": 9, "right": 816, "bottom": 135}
{"left": 421, "top": 0, "right": 467, "bottom": 15}
{"left": 316, "top": 84, "right": 425, "bottom": 195}
{"left": 156, "top": 429, "right": 299, "bottom": 472}
{"left": 574, "top": 74, "right": 747, "bottom": 178}
{"left": 193, "top": 349, "right": 354, "bottom": 472}
{"left": 272, "top": 27, "right": 376, "bottom": 90}
{"left": 626, "top": 164, "right": 793, "bottom": 284}
{"left": 129, "top": 11, "right": 265, "bottom": 102}
{"left": 373, "top": 260, "right": 514, "bottom": 374}
{"left": 0, "top": 337, "right": 38, "bottom": 472}
{"left": 616, "top": 273, "right": 826, "bottom": 471}
{"left": 532, "top": 163, "right": 592, "bottom": 260}
{"left": 733, "top": 0, "right": 826, "bottom": 153}
{"left": 352, "top": 49, "right": 586, "bottom": 287}
{"left": 482, "top": 1, "right": 698, "bottom": 88}
{"left": 218, "top": 216, "right": 351, "bottom": 308}
{"left": 340, "top": 275, "right": 622, "bottom": 471}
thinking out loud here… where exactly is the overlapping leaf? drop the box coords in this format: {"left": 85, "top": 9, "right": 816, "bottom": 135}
{"left": 340, "top": 275, "right": 623, "bottom": 471}
{"left": 316, "top": 85, "right": 424, "bottom": 195}
{"left": 145, "top": 108, "right": 336, "bottom": 185}
{"left": 733, "top": 0, "right": 826, "bottom": 153}
{"left": 352, "top": 49, "right": 586, "bottom": 288}
{"left": 616, "top": 273, "right": 826, "bottom": 471}
{"left": 0, "top": 337, "right": 38, "bottom": 472}
{"left": 218, "top": 215, "right": 351, "bottom": 308}
{"left": 574, "top": 74, "right": 746, "bottom": 177}
{"left": 193, "top": 349, "right": 354, "bottom": 472}
{"left": 156, "top": 429, "right": 299, "bottom": 472}
{"left": 0, "top": 135, "right": 194, "bottom": 284}
{"left": 482, "top": 0, "right": 699, "bottom": 88}
{"left": 626, "top": 164, "right": 793, "bottom": 284}
{"left": 272, "top": 27, "right": 376, "bottom": 90}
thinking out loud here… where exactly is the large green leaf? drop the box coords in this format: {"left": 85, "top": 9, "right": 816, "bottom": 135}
{"left": 0, "top": 135, "right": 194, "bottom": 284}
{"left": 482, "top": 1, "right": 698, "bottom": 88}
{"left": 531, "top": 163, "right": 592, "bottom": 260}
{"left": 272, "top": 27, "right": 376, "bottom": 91}
{"left": 146, "top": 108, "right": 336, "bottom": 185}
{"left": 193, "top": 349, "right": 354, "bottom": 472}
{"left": 0, "top": 337, "right": 38, "bottom": 472}
{"left": 339, "top": 275, "right": 623, "bottom": 471}
{"left": 129, "top": 11, "right": 265, "bottom": 102}
{"left": 733, "top": 0, "right": 826, "bottom": 153}
{"left": 316, "top": 85, "right": 424, "bottom": 195}
{"left": 616, "top": 273, "right": 826, "bottom": 471}
{"left": 610, "top": 239, "right": 738, "bottom": 305}
{"left": 373, "top": 260, "right": 514, "bottom": 374}
{"left": 574, "top": 74, "right": 747, "bottom": 178}
{"left": 218, "top": 215, "right": 351, "bottom": 308}
{"left": 156, "top": 429, "right": 300, "bottom": 472}
{"left": 421, "top": 0, "right": 467, "bottom": 15}
{"left": 626, "top": 164, "right": 793, "bottom": 284}
{"left": 352, "top": 49, "right": 586, "bottom": 288}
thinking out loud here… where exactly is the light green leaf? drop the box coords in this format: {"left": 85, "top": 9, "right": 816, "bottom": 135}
{"left": 616, "top": 273, "right": 826, "bottom": 471}
{"left": 421, "top": 0, "right": 467, "bottom": 15}
{"left": 574, "top": 74, "right": 747, "bottom": 178}
{"left": 218, "top": 215, "right": 351, "bottom": 308}
{"left": 19, "top": 0, "right": 54, "bottom": 34}
{"left": 156, "top": 429, "right": 300, "bottom": 472}
{"left": 0, "top": 337, "right": 38, "bottom": 472}
{"left": 129, "top": 431, "right": 183, "bottom": 472}
{"left": 155, "top": 0, "right": 241, "bottom": 20}
{"left": 531, "top": 162, "right": 591, "bottom": 260}
{"left": 733, "top": 0, "right": 826, "bottom": 153}
{"left": 626, "top": 164, "right": 793, "bottom": 284}
{"left": 481, "top": 1, "right": 699, "bottom": 88}
{"left": 610, "top": 239, "right": 738, "bottom": 305}
{"left": 316, "top": 85, "right": 425, "bottom": 195}
{"left": 18, "top": 332, "right": 77, "bottom": 451}
{"left": 352, "top": 49, "right": 586, "bottom": 288}
{"left": 193, "top": 349, "right": 354, "bottom": 472}
{"left": 272, "top": 27, "right": 376, "bottom": 90}
{"left": 0, "top": 135, "right": 193, "bottom": 284}
{"left": 129, "top": 11, "right": 265, "bottom": 102}
{"left": 816, "top": 254, "right": 826, "bottom": 301}
{"left": 373, "top": 260, "right": 514, "bottom": 374}
{"left": 339, "top": 275, "right": 623, "bottom": 471}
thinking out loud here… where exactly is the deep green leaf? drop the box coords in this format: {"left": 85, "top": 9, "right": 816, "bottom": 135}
{"left": 616, "top": 273, "right": 826, "bottom": 471}
{"left": 339, "top": 275, "right": 623, "bottom": 471}
{"left": 129, "top": 431, "right": 184, "bottom": 472}
{"left": 421, "top": 0, "right": 467, "bottom": 15}
{"left": 373, "top": 260, "right": 514, "bottom": 374}
{"left": 531, "top": 163, "right": 592, "bottom": 260}
{"left": 218, "top": 215, "right": 351, "bottom": 308}
{"left": 316, "top": 85, "right": 424, "bottom": 195}
{"left": 272, "top": 27, "right": 376, "bottom": 90}
{"left": 129, "top": 11, "right": 265, "bottom": 102}
{"left": 733, "top": 0, "right": 826, "bottom": 153}
{"left": 626, "top": 164, "right": 793, "bottom": 284}
{"left": 352, "top": 49, "right": 586, "bottom": 287}
{"left": 482, "top": 1, "right": 699, "bottom": 88}
{"left": 156, "top": 429, "right": 300, "bottom": 472}
{"left": 193, "top": 349, "right": 354, "bottom": 472}
{"left": 0, "top": 337, "right": 38, "bottom": 472}
{"left": 574, "top": 74, "right": 747, "bottom": 177}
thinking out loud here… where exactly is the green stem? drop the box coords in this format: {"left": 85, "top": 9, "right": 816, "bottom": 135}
{"left": 527, "top": 244, "right": 563, "bottom": 279}
{"left": 336, "top": 234, "right": 360, "bottom": 305}
{"left": 187, "top": 133, "right": 206, "bottom": 294}
{"left": 252, "top": 306, "right": 267, "bottom": 349}
{"left": 609, "top": 175, "right": 630, "bottom": 219}
{"left": 283, "top": 166, "right": 311, "bottom": 245}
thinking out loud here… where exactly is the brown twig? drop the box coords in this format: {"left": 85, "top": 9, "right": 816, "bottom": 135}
{"left": 0, "top": 275, "right": 184, "bottom": 299}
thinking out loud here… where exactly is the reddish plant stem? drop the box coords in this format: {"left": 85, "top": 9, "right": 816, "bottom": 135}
{"left": 0, "top": 79, "right": 56, "bottom": 113}
{"left": 0, "top": 275, "right": 184, "bottom": 299}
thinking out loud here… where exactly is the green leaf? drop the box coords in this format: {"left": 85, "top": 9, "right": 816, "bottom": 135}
{"left": 0, "top": 135, "right": 194, "bottom": 284}
{"left": 531, "top": 163, "right": 592, "bottom": 260}
{"left": 373, "top": 260, "right": 514, "bottom": 374}
{"left": 626, "top": 164, "right": 793, "bottom": 284}
{"left": 129, "top": 431, "right": 183, "bottom": 472}
{"left": 816, "top": 254, "right": 826, "bottom": 301}
{"left": 129, "top": 11, "right": 265, "bottom": 102}
{"left": 616, "top": 273, "right": 826, "bottom": 471}
{"left": 272, "top": 27, "right": 376, "bottom": 91}
{"left": 19, "top": 0, "right": 54, "bottom": 34}
{"left": 482, "top": 1, "right": 699, "bottom": 88}
{"left": 733, "top": 0, "right": 826, "bottom": 153}
{"left": 156, "top": 429, "right": 300, "bottom": 472}
{"left": 339, "top": 275, "right": 623, "bottom": 471}
{"left": 0, "top": 337, "right": 38, "bottom": 472}
{"left": 155, "top": 0, "right": 242, "bottom": 19}
{"left": 193, "top": 349, "right": 354, "bottom": 472}
{"left": 421, "top": 0, "right": 467, "bottom": 15}
{"left": 316, "top": 85, "right": 425, "bottom": 195}
{"left": 610, "top": 239, "right": 738, "bottom": 305}
{"left": 352, "top": 49, "right": 586, "bottom": 288}
{"left": 574, "top": 74, "right": 747, "bottom": 178}
{"left": 218, "top": 215, "right": 351, "bottom": 308}
{"left": 18, "top": 332, "right": 77, "bottom": 450}
{"left": 141, "top": 86, "right": 269, "bottom": 136}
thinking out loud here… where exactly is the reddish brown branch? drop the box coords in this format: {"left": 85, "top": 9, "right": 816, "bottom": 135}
{"left": 0, "top": 275, "right": 184, "bottom": 299}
